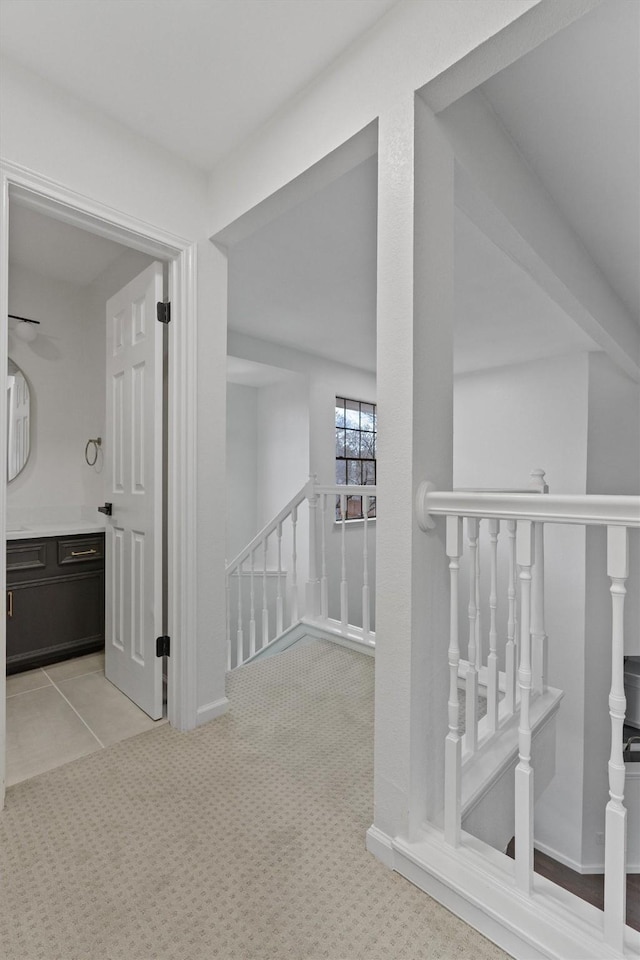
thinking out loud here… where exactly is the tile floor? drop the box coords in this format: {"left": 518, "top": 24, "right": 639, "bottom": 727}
{"left": 6, "top": 651, "right": 166, "bottom": 786}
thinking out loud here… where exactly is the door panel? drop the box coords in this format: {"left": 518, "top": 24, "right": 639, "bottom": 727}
{"left": 104, "top": 262, "right": 163, "bottom": 719}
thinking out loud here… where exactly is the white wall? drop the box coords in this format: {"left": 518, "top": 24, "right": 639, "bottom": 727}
{"left": 256, "top": 375, "right": 310, "bottom": 526}
{"left": 226, "top": 382, "right": 259, "bottom": 562}
{"left": 454, "top": 352, "right": 591, "bottom": 867}
{"left": 7, "top": 262, "right": 103, "bottom": 514}
{"left": 1, "top": 58, "right": 226, "bottom": 727}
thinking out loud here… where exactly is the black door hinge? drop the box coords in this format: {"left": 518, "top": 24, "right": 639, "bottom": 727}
{"left": 156, "top": 635, "right": 170, "bottom": 657}
{"left": 157, "top": 301, "right": 171, "bottom": 324}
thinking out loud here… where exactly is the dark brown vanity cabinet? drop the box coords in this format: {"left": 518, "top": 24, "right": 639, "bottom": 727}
{"left": 6, "top": 533, "right": 105, "bottom": 674}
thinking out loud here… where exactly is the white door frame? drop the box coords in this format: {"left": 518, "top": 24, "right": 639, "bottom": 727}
{"left": 0, "top": 159, "right": 199, "bottom": 808}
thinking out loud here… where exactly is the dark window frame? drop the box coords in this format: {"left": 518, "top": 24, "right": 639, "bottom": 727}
{"left": 335, "top": 396, "right": 377, "bottom": 521}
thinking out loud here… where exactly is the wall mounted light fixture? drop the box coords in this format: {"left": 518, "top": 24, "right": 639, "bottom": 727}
{"left": 9, "top": 314, "right": 41, "bottom": 343}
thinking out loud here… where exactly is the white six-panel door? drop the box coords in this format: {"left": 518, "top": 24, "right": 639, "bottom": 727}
{"left": 104, "top": 262, "right": 164, "bottom": 719}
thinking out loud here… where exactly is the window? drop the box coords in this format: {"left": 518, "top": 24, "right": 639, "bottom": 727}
{"left": 335, "top": 396, "right": 376, "bottom": 520}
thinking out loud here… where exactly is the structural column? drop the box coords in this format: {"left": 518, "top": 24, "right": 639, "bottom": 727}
{"left": 370, "top": 93, "right": 454, "bottom": 848}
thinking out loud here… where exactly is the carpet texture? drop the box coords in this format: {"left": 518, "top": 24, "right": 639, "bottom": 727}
{"left": 1, "top": 640, "right": 509, "bottom": 960}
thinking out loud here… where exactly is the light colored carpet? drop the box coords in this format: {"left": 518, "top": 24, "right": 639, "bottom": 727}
{"left": 0, "top": 640, "right": 509, "bottom": 960}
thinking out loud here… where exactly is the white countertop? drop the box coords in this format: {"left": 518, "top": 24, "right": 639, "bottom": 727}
{"left": 7, "top": 521, "right": 106, "bottom": 541}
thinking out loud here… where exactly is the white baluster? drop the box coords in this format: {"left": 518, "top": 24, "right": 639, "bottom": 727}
{"left": 515, "top": 520, "right": 534, "bottom": 894}
{"left": 291, "top": 506, "right": 299, "bottom": 624}
{"left": 226, "top": 571, "right": 231, "bottom": 671}
{"left": 306, "top": 477, "right": 320, "bottom": 618}
{"left": 466, "top": 518, "right": 479, "bottom": 753}
{"left": 276, "top": 522, "right": 283, "bottom": 635}
{"left": 505, "top": 519, "right": 517, "bottom": 716}
{"left": 262, "top": 538, "right": 269, "bottom": 648}
{"left": 604, "top": 524, "right": 629, "bottom": 951}
{"left": 340, "top": 492, "right": 348, "bottom": 631}
{"left": 475, "top": 520, "right": 482, "bottom": 672}
{"left": 531, "top": 521, "right": 547, "bottom": 695}
{"left": 487, "top": 518, "right": 500, "bottom": 732}
{"left": 445, "top": 515, "right": 463, "bottom": 847}
{"left": 236, "top": 562, "right": 244, "bottom": 668}
{"left": 320, "top": 493, "right": 328, "bottom": 621}
{"left": 362, "top": 495, "right": 370, "bottom": 637}
{"left": 249, "top": 549, "right": 256, "bottom": 658}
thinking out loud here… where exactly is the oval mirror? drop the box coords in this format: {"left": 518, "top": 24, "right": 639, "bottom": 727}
{"left": 7, "top": 358, "right": 31, "bottom": 482}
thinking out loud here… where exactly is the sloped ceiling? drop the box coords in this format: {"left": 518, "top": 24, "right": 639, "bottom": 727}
{"left": 482, "top": 0, "right": 639, "bottom": 325}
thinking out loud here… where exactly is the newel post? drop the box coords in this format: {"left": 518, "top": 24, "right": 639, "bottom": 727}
{"left": 305, "top": 475, "right": 320, "bottom": 618}
{"left": 530, "top": 469, "right": 548, "bottom": 695}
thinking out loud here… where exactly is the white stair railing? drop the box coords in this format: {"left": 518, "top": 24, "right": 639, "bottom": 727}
{"left": 416, "top": 477, "right": 640, "bottom": 951}
{"left": 309, "top": 484, "right": 377, "bottom": 648}
{"left": 226, "top": 478, "right": 377, "bottom": 668}
{"left": 226, "top": 483, "right": 309, "bottom": 668}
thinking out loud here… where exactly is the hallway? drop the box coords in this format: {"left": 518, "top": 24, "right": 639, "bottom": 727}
{"left": 1, "top": 640, "right": 507, "bottom": 960}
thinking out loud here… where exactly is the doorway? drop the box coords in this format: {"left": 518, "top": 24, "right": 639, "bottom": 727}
{"left": 6, "top": 204, "right": 165, "bottom": 783}
{"left": 0, "top": 165, "right": 199, "bottom": 809}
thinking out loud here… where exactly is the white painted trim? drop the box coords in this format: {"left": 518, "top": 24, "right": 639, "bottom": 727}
{"left": 232, "top": 616, "right": 377, "bottom": 672}
{"left": 196, "top": 696, "right": 230, "bottom": 727}
{"left": 419, "top": 0, "right": 604, "bottom": 114}
{"left": 0, "top": 159, "right": 200, "bottom": 807}
{"left": 417, "top": 486, "right": 640, "bottom": 529}
{"left": 369, "top": 822, "right": 640, "bottom": 960}
{"left": 365, "top": 824, "right": 395, "bottom": 869}
{"left": 166, "top": 240, "right": 199, "bottom": 733}
{"left": 533, "top": 838, "right": 640, "bottom": 877}
{"left": 234, "top": 620, "right": 309, "bottom": 668}
{"left": 0, "top": 169, "right": 8, "bottom": 811}
{"left": 301, "top": 617, "right": 376, "bottom": 657}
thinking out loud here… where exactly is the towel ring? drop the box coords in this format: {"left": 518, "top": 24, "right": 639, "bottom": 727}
{"left": 85, "top": 437, "right": 102, "bottom": 466}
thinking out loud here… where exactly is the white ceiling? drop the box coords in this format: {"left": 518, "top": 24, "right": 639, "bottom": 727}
{"left": 0, "top": 0, "right": 399, "bottom": 171}
{"left": 9, "top": 204, "right": 127, "bottom": 287}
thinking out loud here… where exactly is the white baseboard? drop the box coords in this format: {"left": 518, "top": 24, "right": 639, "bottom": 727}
{"left": 301, "top": 618, "right": 376, "bottom": 657}
{"left": 366, "top": 824, "right": 395, "bottom": 868}
{"left": 196, "top": 696, "right": 229, "bottom": 726}
{"left": 367, "top": 822, "right": 639, "bottom": 959}
{"left": 534, "top": 838, "right": 640, "bottom": 876}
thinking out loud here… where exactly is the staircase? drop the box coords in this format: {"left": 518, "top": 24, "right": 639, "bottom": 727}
{"left": 225, "top": 478, "right": 376, "bottom": 670}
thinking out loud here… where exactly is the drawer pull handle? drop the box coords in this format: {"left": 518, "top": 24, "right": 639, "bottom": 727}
{"left": 70, "top": 549, "right": 98, "bottom": 557}
{"left": 7, "top": 590, "right": 13, "bottom": 619}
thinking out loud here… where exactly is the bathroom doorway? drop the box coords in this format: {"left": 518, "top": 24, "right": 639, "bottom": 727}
{"left": 5, "top": 207, "right": 167, "bottom": 781}
{"left": 0, "top": 167, "right": 199, "bottom": 808}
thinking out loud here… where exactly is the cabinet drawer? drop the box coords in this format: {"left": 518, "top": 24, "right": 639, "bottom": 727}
{"left": 7, "top": 541, "right": 47, "bottom": 572}
{"left": 58, "top": 536, "right": 104, "bottom": 566}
